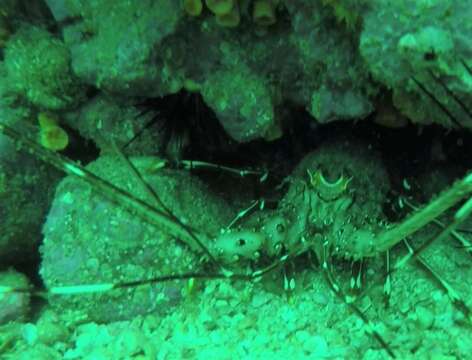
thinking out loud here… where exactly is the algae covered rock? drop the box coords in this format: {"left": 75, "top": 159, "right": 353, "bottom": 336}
{"left": 43, "top": 0, "right": 380, "bottom": 142}
{"left": 202, "top": 66, "right": 275, "bottom": 142}
{"left": 360, "top": 0, "right": 472, "bottom": 128}
{"left": 40, "top": 155, "right": 233, "bottom": 322}
{"left": 285, "top": 0, "right": 376, "bottom": 123}
{"left": 64, "top": 94, "right": 160, "bottom": 154}
{"left": 0, "top": 270, "right": 31, "bottom": 324}
{"left": 3, "top": 25, "right": 85, "bottom": 111}
{"left": 0, "top": 133, "right": 61, "bottom": 264}
{"left": 50, "top": 0, "right": 183, "bottom": 96}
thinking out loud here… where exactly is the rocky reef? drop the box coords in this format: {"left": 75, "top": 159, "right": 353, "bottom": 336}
{"left": 1, "top": 0, "right": 472, "bottom": 359}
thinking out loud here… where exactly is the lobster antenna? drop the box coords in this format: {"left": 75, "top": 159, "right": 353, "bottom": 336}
{"left": 427, "top": 69, "right": 472, "bottom": 120}
{"left": 110, "top": 140, "right": 226, "bottom": 270}
{"left": 0, "top": 122, "right": 225, "bottom": 270}
{"left": 411, "top": 76, "right": 463, "bottom": 128}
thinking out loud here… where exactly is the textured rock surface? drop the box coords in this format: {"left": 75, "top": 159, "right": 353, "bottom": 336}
{"left": 40, "top": 155, "right": 233, "bottom": 322}
{"left": 50, "top": 0, "right": 183, "bottom": 96}
{"left": 0, "top": 134, "right": 61, "bottom": 263}
{"left": 62, "top": 94, "right": 159, "bottom": 154}
{"left": 42, "top": 0, "right": 380, "bottom": 141}
{"left": 0, "top": 270, "right": 31, "bottom": 325}
{"left": 2, "top": 0, "right": 470, "bottom": 143}
{"left": 3, "top": 25, "right": 85, "bottom": 110}
{"left": 360, "top": 0, "right": 472, "bottom": 128}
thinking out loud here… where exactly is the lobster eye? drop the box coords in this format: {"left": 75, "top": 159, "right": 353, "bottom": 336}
{"left": 237, "top": 238, "right": 246, "bottom": 246}
{"left": 276, "top": 223, "right": 285, "bottom": 233}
